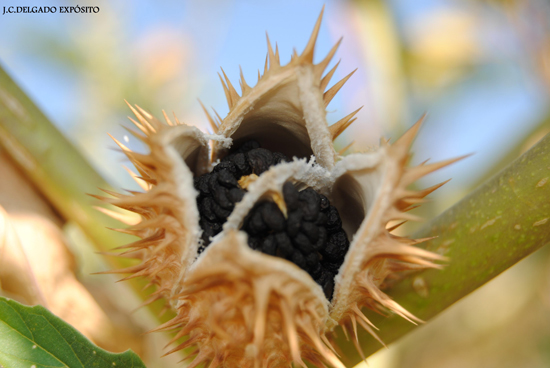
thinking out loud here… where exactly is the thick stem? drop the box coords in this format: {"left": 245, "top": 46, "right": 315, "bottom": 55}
{"left": 0, "top": 65, "right": 173, "bottom": 322}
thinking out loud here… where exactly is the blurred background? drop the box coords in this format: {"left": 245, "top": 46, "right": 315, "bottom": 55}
{"left": 1, "top": 0, "right": 550, "bottom": 367}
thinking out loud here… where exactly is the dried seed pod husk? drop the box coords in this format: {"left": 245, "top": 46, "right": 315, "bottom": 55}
{"left": 100, "top": 9, "right": 462, "bottom": 368}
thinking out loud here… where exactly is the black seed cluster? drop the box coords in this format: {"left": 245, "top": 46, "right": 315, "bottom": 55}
{"left": 242, "top": 182, "right": 349, "bottom": 300}
{"left": 193, "top": 140, "right": 350, "bottom": 301}
{"left": 194, "top": 141, "right": 289, "bottom": 252}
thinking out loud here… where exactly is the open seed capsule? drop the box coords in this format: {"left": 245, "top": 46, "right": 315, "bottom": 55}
{"left": 99, "top": 9, "right": 463, "bottom": 368}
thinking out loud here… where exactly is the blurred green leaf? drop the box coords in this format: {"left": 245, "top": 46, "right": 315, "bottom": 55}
{"left": 0, "top": 64, "right": 174, "bottom": 324}
{"left": 0, "top": 297, "right": 146, "bottom": 368}
{"left": 0, "top": 63, "right": 130, "bottom": 252}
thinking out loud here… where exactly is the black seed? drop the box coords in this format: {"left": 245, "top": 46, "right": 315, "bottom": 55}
{"left": 207, "top": 172, "right": 219, "bottom": 189}
{"left": 321, "top": 231, "right": 349, "bottom": 262}
{"left": 194, "top": 141, "right": 352, "bottom": 302}
{"left": 275, "top": 232, "right": 294, "bottom": 258}
{"left": 239, "top": 182, "right": 349, "bottom": 301}
{"left": 208, "top": 173, "right": 227, "bottom": 206}
{"left": 313, "top": 227, "right": 327, "bottom": 252}
{"left": 316, "top": 268, "right": 330, "bottom": 285}
{"left": 301, "top": 221, "right": 319, "bottom": 242}
{"left": 261, "top": 234, "right": 277, "bottom": 255}
{"left": 216, "top": 169, "right": 239, "bottom": 188}
{"left": 325, "top": 205, "right": 342, "bottom": 233}
{"left": 283, "top": 182, "right": 300, "bottom": 211}
{"left": 248, "top": 236, "right": 261, "bottom": 250}
{"left": 305, "top": 252, "right": 320, "bottom": 269}
{"left": 317, "top": 269, "right": 335, "bottom": 299}
{"left": 236, "top": 140, "right": 260, "bottom": 153}
{"left": 221, "top": 152, "right": 252, "bottom": 177}
{"left": 315, "top": 212, "right": 328, "bottom": 226}
{"left": 245, "top": 200, "right": 287, "bottom": 238}
{"left": 199, "top": 197, "right": 217, "bottom": 222}
{"left": 291, "top": 251, "right": 307, "bottom": 269}
{"left": 322, "top": 276, "right": 335, "bottom": 300}
{"left": 212, "top": 200, "right": 232, "bottom": 220}
{"left": 213, "top": 161, "right": 238, "bottom": 177}
{"left": 199, "top": 223, "right": 212, "bottom": 244}
{"left": 228, "top": 188, "right": 245, "bottom": 203}
{"left": 247, "top": 148, "right": 274, "bottom": 175}
{"left": 245, "top": 210, "right": 267, "bottom": 235}
{"left": 194, "top": 176, "right": 210, "bottom": 197}
{"left": 213, "top": 188, "right": 233, "bottom": 210}
{"left": 286, "top": 209, "right": 302, "bottom": 237}
{"left": 322, "top": 261, "right": 341, "bottom": 274}
{"left": 260, "top": 202, "right": 285, "bottom": 231}
{"left": 208, "top": 176, "right": 233, "bottom": 210}
{"left": 221, "top": 153, "right": 234, "bottom": 162}
{"left": 293, "top": 232, "right": 315, "bottom": 254}
{"left": 308, "top": 262, "right": 322, "bottom": 279}
{"left": 299, "top": 188, "right": 320, "bottom": 221}
{"left": 232, "top": 152, "right": 252, "bottom": 176}
{"left": 199, "top": 219, "right": 222, "bottom": 244}
{"left": 319, "top": 194, "right": 330, "bottom": 210}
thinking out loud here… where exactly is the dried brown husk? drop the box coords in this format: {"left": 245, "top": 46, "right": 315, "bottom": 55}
{"left": 100, "top": 9, "right": 462, "bottom": 368}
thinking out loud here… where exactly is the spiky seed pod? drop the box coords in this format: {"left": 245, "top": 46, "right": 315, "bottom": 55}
{"left": 99, "top": 9, "right": 464, "bottom": 368}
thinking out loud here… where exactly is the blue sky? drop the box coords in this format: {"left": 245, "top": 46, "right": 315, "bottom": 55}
{"left": 1, "top": 0, "right": 548, "bottom": 201}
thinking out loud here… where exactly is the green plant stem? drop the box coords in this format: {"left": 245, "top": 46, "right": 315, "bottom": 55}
{"left": 0, "top": 66, "right": 124, "bottom": 248}
{"left": 338, "top": 133, "right": 550, "bottom": 366}
{"left": 467, "top": 114, "right": 550, "bottom": 192}
{"left": 0, "top": 64, "right": 173, "bottom": 323}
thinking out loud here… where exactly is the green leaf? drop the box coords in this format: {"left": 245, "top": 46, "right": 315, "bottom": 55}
{"left": 0, "top": 297, "right": 146, "bottom": 368}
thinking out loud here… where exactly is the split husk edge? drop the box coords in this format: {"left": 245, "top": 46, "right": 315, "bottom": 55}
{"left": 1, "top": 64, "right": 549, "bottom": 365}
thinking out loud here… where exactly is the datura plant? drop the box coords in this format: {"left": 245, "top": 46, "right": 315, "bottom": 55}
{"left": 97, "top": 10, "right": 463, "bottom": 368}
